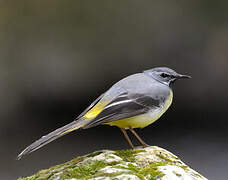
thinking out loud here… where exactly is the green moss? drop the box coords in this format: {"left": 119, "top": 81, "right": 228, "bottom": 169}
{"left": 18, "top": 148, "right": 163, "bottom": 180}
{"left": 91, "top": 172, "right": 128, "bottom": 178}
{"left": 128, "top": 162, "right": 165, "bottom": 179}
{"left": 193, "top": 172, "right": 205, "bottom": 179}
{"left": 19, "top": 154, "right": 122, "bottom": 180}
{"left": 179, "top": 165, "right": 189, "bottom": 170}
{"left": 24, "top": 160, "right": 107, "bottom": 180}
{"left": 60, "top": 160, "right": 107, "bottom": 179}
{"left": 112, "top": 162, "right": 165, "bottom": 180}
{"left": 157, "top": 153, "right": 173, "bottom": 163}
{"left": 136, "top": 162, "right": 165, "bottom": 179}
{"left": 176, "top": 165, "right": 204, "bottom": 179}
{"left": 62, "top": 160, "right": 121, "bottom": 179}
{"left": 114, "top": 149, "right": 145, "bottom": 162}
{"left": 18, "top": 147, "right": 206, "bottom": 180}
{"left": 86, "top": 151, "right": 103, "bottom": 158}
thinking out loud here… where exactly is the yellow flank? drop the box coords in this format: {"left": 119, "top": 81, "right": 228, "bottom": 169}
{"left": 105, "top": 90, "right": 173, "bottom": 129}
{"left": 83, "top": 102, "right": 106, "bottom": 120}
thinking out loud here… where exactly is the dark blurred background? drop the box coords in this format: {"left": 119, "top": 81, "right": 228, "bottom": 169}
{"left": 1, "top": 1, "right": 228, "bottom": 179}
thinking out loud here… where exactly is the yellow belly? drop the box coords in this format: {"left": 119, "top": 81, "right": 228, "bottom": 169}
{"left": 105, "top": 90, "right": 173, "bottom": 129}
{"left": 105, "top": 113, "right": 159, "bottom": 128}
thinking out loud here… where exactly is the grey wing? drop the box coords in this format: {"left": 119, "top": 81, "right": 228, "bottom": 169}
{"left": 83, "top": 92, "right": 160, "bottom": 129}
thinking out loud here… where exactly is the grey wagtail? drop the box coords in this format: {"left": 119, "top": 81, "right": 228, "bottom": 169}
{"left": 17, "top": 67, "right": 191, "bottom": 159}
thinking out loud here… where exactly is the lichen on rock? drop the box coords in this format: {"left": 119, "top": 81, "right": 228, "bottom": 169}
{"left": 18, "top": 146, "right": 207, "bottom": 180}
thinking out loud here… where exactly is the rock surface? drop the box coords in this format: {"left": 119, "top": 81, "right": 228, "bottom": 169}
{"left": 18, "top": 146, "right": 207, "bottom": 180}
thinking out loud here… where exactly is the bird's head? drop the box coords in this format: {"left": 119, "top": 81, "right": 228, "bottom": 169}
{"left": 143, "top": 67, "right": 191, "bottom": 86}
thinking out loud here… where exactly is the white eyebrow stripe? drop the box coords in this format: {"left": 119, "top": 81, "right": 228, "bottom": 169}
{"left": 104, "top": 99, "right": 132, "bottom": 109}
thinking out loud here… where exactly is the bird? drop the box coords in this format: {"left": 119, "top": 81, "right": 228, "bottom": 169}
{"left": 17, "top": 67, "right": 191, "bottom": 160}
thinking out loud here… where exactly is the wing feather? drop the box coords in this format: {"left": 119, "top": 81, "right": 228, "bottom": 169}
{"left": 83, "top": 93, "right": 160, "bottom": 129}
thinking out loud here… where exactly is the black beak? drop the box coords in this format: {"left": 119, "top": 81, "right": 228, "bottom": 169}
{"left": 176, "top": 74, "right": 191, "bottom": 79}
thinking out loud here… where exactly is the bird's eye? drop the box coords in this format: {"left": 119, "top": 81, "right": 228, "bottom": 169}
{"left": 160, "top": 73, "right": 169, "bottom": 78}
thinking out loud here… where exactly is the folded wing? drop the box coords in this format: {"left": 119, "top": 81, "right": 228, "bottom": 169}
{"left": 83, "top": 92, "right": 160, "bottom": 129}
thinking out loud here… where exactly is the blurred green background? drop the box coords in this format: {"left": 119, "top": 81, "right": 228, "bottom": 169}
{"left": 1, "top": 1, "right": 228, "bottom": 179}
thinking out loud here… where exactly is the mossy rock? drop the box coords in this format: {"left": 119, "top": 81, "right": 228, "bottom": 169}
{"left": 18, "top": 146, "right": 207, "bottom": 180}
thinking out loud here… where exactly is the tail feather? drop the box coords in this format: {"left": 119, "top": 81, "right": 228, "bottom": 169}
{"left": 17, "top": 120, "right": 86, "bottom": 160}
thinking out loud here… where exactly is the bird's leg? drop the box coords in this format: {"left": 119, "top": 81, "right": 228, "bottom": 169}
{"left": 129, "top": 127, "right": 149, "bottom": 148}
{"left": 119, "top": 128, "right": 134, "bottom": 149}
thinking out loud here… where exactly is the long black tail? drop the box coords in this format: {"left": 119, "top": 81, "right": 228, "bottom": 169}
{"left": 17, "top": 120, "right": 86, "bottom": 160}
